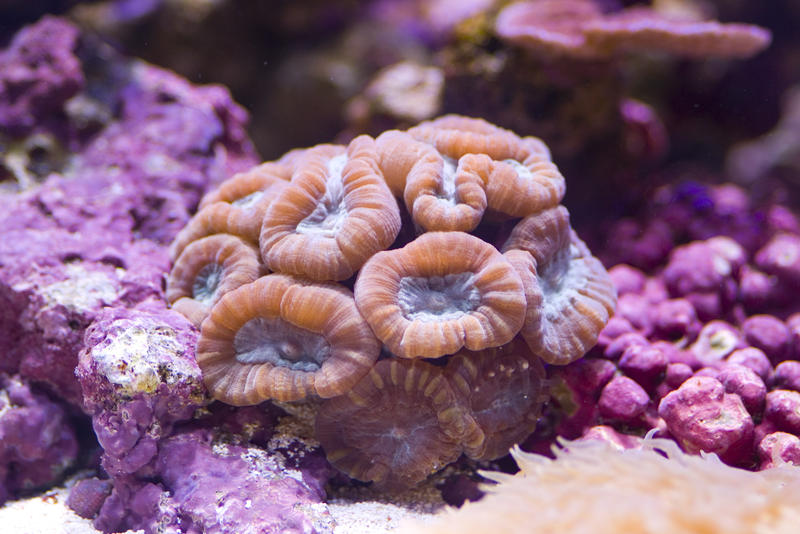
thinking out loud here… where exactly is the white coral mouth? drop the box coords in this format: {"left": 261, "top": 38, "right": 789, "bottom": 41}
{"left": 397, "top": 272, "right": 481, "bottom": 322}
{"left": 234, "top": 317, "right": 331, "bottom": 371}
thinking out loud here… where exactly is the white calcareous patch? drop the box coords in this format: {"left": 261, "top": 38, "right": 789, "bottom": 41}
{"left": 503, "top": 159, "right": 532, "bottom": 181}
{"left": 17, "top": 263, "right": 122, "bottom": 313}
{"left": 539, "top": 244, "right": 593, "bottom": 322}
{"left": 436, "top": 156, "right": 459, "bottom": 204}
{"left": 89, "top": 318, "right": 201, "bottom": 396}
{"left": 231, "top": 190, "right": 265, "bottom": 210}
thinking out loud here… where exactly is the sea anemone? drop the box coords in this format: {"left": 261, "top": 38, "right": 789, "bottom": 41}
{"left": 398, "top": 437, "right": 800, "bottom": 534}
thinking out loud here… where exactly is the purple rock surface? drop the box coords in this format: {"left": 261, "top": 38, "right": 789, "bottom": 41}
{"left": 1, "top": 16, "right": 336, "bottom": 534}
{"left": 659, "top": 376, "right": 754, "bottom": 465}
{"left": 0, "top": 16, "right": 83, "bottom": 135}
{"left": 0, "top": 374, "right": 79, "bottom": 505}
{"left": 0, "top": 16, "right": 258, "bottom": 406}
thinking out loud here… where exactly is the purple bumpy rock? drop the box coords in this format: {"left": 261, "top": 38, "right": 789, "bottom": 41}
{"left": 598, "top": 376, "right": 650, "bottom": 422}
{"left": 659, "top": 376, "right": 754, "bottom": 465}
{"left": 0, "top": 16, "right": 258, "bottom": 406}
{"left": 76, "top": 303, "right": 206, "bottom": 478}
{"left": 773, "top": 361, "right": 800, "bottom": 392}
{"left": 0, "top": 16, "right": 83, "bottom": 134}
{"left": 742, "top": 315, "right": 791, "bottom": 363}
{"left": 717, "top": 364, "right": 767, "bottom": 415}
{"left": 662, "top": 239, "right": 739, "bottom": 320}
{"left": 758, "top": 432, "right": 800, "bottom": 469}
{"left": 619, "top": 344, "right": 668, "bottom": 391}
{"left": 67, "top": 477, "right": 114, "bottom": 520}
{"left": 0, "top": 374, "right": 79, "bottom": 505}
{"left": 764, "top": 390, "right": 800, "bottom": 436}
{"left": 689, "top": 321, "right": 743, "bottom": 367}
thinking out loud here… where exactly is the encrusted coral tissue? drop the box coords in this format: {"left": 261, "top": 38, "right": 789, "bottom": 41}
{"left": 170, "top": 114, "right": 617, "bottom": 490}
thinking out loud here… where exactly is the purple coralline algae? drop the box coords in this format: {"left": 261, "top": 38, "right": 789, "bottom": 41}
{"left": 0, "top": 16, "right": 83, "bottom": 135}
{"left": 1, "top": 16, "right": 334, "bottom": 534}
{"left": 522, "top": 171, "right": 800, "bottom": 474}
{"left": 0, "top": 16, "right": 257, "bottom": 405}
{"left": 659, "top": 376, "right": 754, "bottom": 465}
{"left": 0, "top": 374, "right": 79, "bottom": 505}
{"left": 76, "top": 303, "right": 205, "bottom": 479}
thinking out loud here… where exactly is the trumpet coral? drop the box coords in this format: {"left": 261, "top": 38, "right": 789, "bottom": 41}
{"left": 197, "top": 274, "right": 380, "bottom": 404}
{"left": 166, "top": 234, "right": 262, "bottom": 327}
{"left": 260, "top": 136, "right": 402, "bottom": 281}
{"left": 354, "top": 231, "right": 526, "bottom": 359}
{"left": 168, "top": 115, "right": 615, "bottom": 489}
{"left": 168, "top": 162, "right": 290, "bottom": 261}
{"left": 315, "top": 358, "right": 474, "bottom": 490}
{"left": 503, "top": 206, "right": 617, "bottom": 365}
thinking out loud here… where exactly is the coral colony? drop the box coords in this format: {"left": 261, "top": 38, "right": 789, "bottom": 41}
{"left": 172, "top": 117, "right": 615, "bottom": 490}
{"left": 1, "top": 2, "right": 800, "bottom": 534}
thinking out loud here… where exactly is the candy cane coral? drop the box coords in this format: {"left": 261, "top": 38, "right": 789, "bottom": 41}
{"left": 168, "top": 115, "right": 616, "bottom": 488}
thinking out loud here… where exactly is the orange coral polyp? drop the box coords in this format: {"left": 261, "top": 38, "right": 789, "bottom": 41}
{"left": 408, "top": 115, "right": 527, "bottom": 162}
{"left": 405, "top": 115, "right": 566, "bottom": 219}
{"left": 355, "top": 231, "right": 526, "bottom": 359}
{"left": 403, "top": 152, "right": 489, "bottom": 232}
{"left": 165, "top": 234, "right": 262, "bottom": 327}
{"left": 315, "top": 358, "right": 475, "bottom": 490}
{"left": 446, "top": 337, "right": 548, "bottom": 461}
{"left": 503, "top": 206, "right": 617, "bottom": 365}
{"left": 260, "top": 136, "right": 401, "bottom": 281}
{"left": 197, "top": 274, "right": 380, "bottom": 405}
{"left": 169, "top": 163, "right": 290, "bottom": 261}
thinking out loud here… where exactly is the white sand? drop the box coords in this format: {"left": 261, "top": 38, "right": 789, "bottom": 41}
{"left": 0, "top": 484, "right": 111, "bottom": 534}
{"left": 0, "top": 480, "right": 437, "bottom": 534}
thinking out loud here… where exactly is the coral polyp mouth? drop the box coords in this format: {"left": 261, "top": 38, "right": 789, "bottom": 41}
{"left": 435, "top": 156, "right": 459, "bottom": 204}
{"left": 231, "top": 190, "right": 265, "bottom": 209}
{"left": 192, "top": 263, "right": 224, "bottom": 305}
{"left": 234, "top": 317, "right": 330, "bottom": 372}
{"left": 398, "top": 272, "right": 481, "bottom": 321}
{"left": 296, "top": 153, "right": 349, "bottom": 238}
